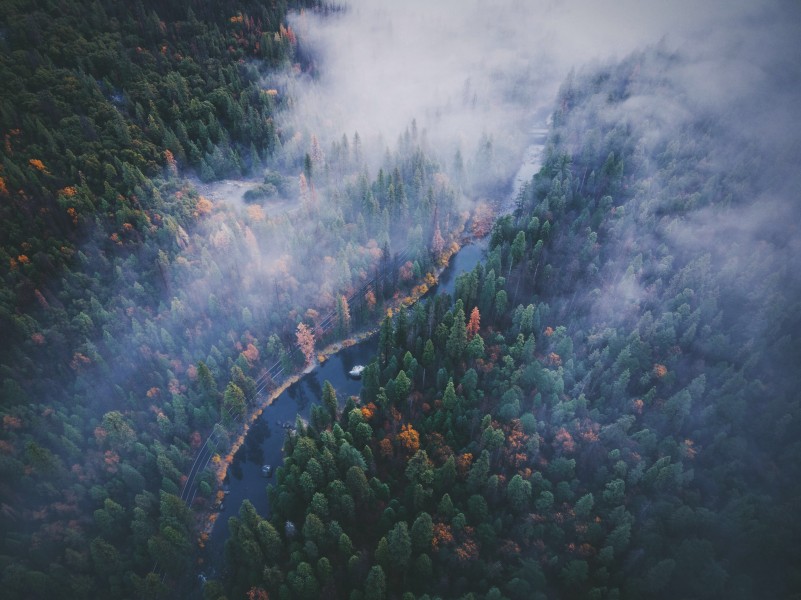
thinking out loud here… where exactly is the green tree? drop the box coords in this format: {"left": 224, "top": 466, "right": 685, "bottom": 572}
{"left": 561, "top": 559, "right": 589, "bottom": 589}
{"left": 575, "top": 493, "right": 594, "bottom": 518}
{"left": 438, "top": 493, "right": 455, "bottom": 518}
{"left": 495, "top": 289, "right": 508, "bottom": 317}
{"left": 506, "top": 474, "right": 532, "bottom": 512}
{"left": 387, "top": 521, "right": 412, "bottom": 571}
{"left": 394, "top": 370, "right": 411, "bottom": 404}
{"left": 442, "top": 378, "right": 457, "bottom": 411}
{"left": 446, "top": 307, "right": 467, "bottom": 362}
{"left": 222, "top": 382, "right": 246, "bottom": 423}
{"left": 466, "top": 333, "right": 485, "bottom": 360}
{"left": 413, "top": 552, "right": 433, "bottom": 584}
{"left": 303, "top": 513, "right": 326, "bottom": 546}
{"left": 256, "top": 520, "right": 282, "bottom": 562}
{"left": 411, "top": 512, "right": 433, "bottom": 554}
{"left": 434, "top": 456, "right": 456, "bottom": 493}
{"left": 346, "top": 465, "right": 370, "bottom": 503}
{"left": 148, "top": 526, "right": 190, "bottom": 576}
{"left": 375, "top": 536, "right": 391, "bottom": 568}
{"left": 379, "top": 315, "right": 394, "bottom": 368}
{"left": 90, "top": 537, "right": 120, "bottom": 576}
{"left": 467, "top": 450, "right": 490, "bottom": 492}
{"left": 421, "top": 339, "right": 435, "bottom": 388}
{"left": 230, "top": 364, "right": 256, "bottom": 400}
{"left": 365, "top": 565, "right": 386, "bottom": 600}
{"left": 509, "top": 230, "right": 526, "bottom": 276}
{"left": 323, "top": 380, "right": 338, "bottom": 421}
{"left": 603, "top": 479, "right": 626, "bottom": 506}
{"left": 288, "top": 561, "right": 319, "bottom": 599}
{"left": 100, "top": 411, "right": 136, "bottom": 449}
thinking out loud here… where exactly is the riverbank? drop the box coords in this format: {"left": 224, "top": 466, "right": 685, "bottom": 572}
{"left": 193, "top": 239, "right": 465, "bottom": 550}
{"left": 191, "top": 126, "right": 546, "bottom": 582}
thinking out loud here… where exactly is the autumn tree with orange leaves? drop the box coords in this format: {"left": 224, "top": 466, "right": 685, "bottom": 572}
{"left": 398, "top": 423, "right": 420, "bottom": 454}
{"left": 246, "top": 587, "right": 269, "bottom": 600}
{"left": 466, "top": 306, "right": 481, "bottom": 339}
{"left": 296, "top": 323, "right": 315, "bottom": 366}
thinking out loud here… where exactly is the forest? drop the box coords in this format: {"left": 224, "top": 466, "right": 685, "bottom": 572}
{"left": 0, "top": 0, "right": 508, "bottom": 597}
{"left": 2, "top": 0, "right": 800, "bottom": 599}
{"left": 217, "top": 43, "right": 801, "bottom": 600}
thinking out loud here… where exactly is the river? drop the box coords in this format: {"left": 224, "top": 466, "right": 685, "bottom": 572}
{"left": 197, "top": 226, "right": 490, "bottom": 580}
{"left": 198, "top": 336, "right": 380, "bottom": 577}
{"left": 196, "top": 126, "right": 546, "bottom": 584}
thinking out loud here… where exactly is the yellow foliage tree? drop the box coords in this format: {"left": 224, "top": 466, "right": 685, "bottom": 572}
{"left": 398, "top": 423, "right": 420, "bottom": 454}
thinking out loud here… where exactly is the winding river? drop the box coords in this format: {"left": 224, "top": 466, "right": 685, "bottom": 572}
{"left": 197, "top": 126, "right": 546, "bottom": 581}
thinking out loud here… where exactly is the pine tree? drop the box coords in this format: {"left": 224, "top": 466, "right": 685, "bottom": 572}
{"left": 421, "top": 339, "right": 435, "bottom": 388}
{"left": 446, "top": 307, "right": 467, "bottom": 363}
{"left": 222, "top": 382, "right": 246, "bottom": 423}
{"left": 322, "top": 380, "right": 338, "bottom": 421}
{"left": 364, "top": 565, "right": 386, "bottom": 600}
{"left": 510, "top": 230, "right": 526, "bottom": 276}
{"left": 431, "top": 223, "right": 445, "bottom": 263}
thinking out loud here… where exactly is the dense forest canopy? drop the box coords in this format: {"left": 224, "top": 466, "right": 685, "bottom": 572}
{"left": 0, "top": 0, "right": 516, "bottom": 596}
{"left": 217, "top": 42, "right": 801, "bottom": 599}
{"left": 2, "top": 0, "right": 800, "bottom": 599}
{"left": 0, "top": 1, "right": 304, "bottom": 596}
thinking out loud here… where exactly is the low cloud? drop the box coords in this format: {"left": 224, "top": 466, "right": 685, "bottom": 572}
{"left": 279, "top": 1, "right": 792, "bottom": 170}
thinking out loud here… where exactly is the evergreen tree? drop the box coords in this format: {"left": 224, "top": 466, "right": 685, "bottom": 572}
{"left": 446, "top": 307, "right": 467, "bottom": 363}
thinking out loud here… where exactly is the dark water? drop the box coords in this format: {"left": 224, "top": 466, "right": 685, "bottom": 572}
{"left": 434, "top": 238, "right": 489, "bottom": 298}
{"left": 201, "top": 336, "right": 379, "bottom": 576}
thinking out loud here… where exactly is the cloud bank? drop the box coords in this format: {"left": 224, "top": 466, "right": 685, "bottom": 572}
{"left": 279, "top": 0, "right": 798, "bottom": 176}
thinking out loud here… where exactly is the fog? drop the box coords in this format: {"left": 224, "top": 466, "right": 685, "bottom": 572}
{"left": 177, "top": 0, "right": 801, "bottom": 395}
{"left": 278, "top": 0, "right": 790, "bottom": 174}
{"left": 62, "top": 0, "right": 797, "bottom": 449}
{"left": 5, "top": 1, "right": 801, "bottom": 596}
{"left": 280, "top": 0, "right": 800, "bottom": 321}
{"left": 154, "top": 0, "right": 801, "bottom": 593}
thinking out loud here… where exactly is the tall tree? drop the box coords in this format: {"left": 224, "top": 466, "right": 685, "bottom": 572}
{"left": 387, "top": 522, "right": 412, "bottom": 571}
{"left": 336, "top": 295, "right": 351, "bottom": 336}
{"left": 296, "top": 323, "right": 315, "bottom": 366}
{"left": 365, "top": 565, "right": 386, "bottom": 600}
{"left": 509, "top": 230, "right": 526, "bottom": 276}
{"left": 446, "top": 307, "right": 467, "bottom": 362}
{"left": 466, "top": 306, "right": 481, "bottom": 339}
{"left": 322, "top": 380, "right": 338, "bottom": 421}
{"left": 223, "top": 382, "right": 247, "bottom": 423}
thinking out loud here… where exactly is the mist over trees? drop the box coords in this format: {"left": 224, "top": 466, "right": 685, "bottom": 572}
{"left": 0, "top": 0, "right": 506, "bottom": 596}
{"left": 2, "top": 0, "right": 800, "bottom": 599}
{"left": 218, "top": 42, "right": 801, "bottom": 598}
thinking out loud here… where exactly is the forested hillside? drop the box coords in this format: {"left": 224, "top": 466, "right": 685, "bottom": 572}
{"left": 0, "top": 1, "right": 491, "bottom": 598}
{"left": 219, "top": 47, "right": 801, "bottom": 599}
{"left": 0, "top": 1, "right": 302, "bottom": 596}
{"left": 3, "top": 1, "right": 799, "bottom": 599}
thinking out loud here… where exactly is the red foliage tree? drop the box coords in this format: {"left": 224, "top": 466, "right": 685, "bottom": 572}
{"left": 466, "top": 306, "right": 481, "bottom": 339}
{"left": 296, "top": 323, "right": 315, "bottom": 366}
